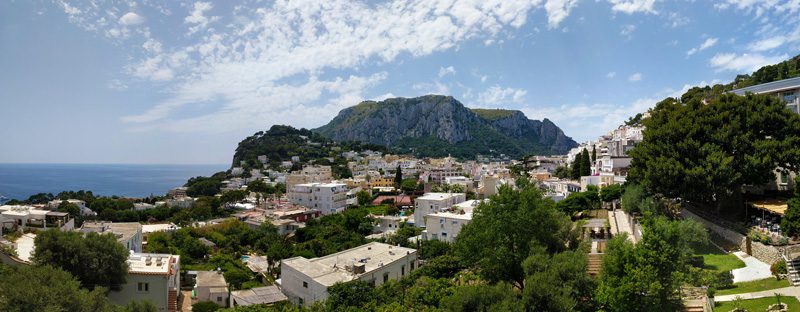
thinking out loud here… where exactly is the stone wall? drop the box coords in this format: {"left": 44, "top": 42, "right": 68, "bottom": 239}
{"left": 681, "top": 208, "right": 783, "bottom": 265}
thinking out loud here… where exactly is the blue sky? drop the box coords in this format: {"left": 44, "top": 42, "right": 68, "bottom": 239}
{"left": 1, "top": 0, "right": 799, "bottom": 164}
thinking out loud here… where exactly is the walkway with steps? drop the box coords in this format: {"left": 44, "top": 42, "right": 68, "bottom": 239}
{"left": 786, "top": 256, "right": 800, "bottom": 286}
{"left": 587, "top": 253, "right": 603, "bottom": 276}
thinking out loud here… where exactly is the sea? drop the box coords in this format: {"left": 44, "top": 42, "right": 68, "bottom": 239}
{"left": 0, "top": 163, "right": 227, "bottom": 200}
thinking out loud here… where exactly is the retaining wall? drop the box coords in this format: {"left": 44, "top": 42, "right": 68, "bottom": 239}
{"left": 681, "top": 208, "right": 782, "bottom": 265}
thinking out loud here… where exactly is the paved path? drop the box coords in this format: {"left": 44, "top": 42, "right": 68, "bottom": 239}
{"left": 715, "top": 286, "right": 800, "bottom": 302}
{"left": 612, "top": 210, "right": 635, "bottom": 243}
{"left": 731, "top": 251, "right": 772, "bottom": 283}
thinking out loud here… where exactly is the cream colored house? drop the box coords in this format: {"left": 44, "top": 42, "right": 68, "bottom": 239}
{"left": 280, "top": 242, "right": 417, "bottom": 306}
{"left": 108, "top": 253, "right": 181, "bottom": 312}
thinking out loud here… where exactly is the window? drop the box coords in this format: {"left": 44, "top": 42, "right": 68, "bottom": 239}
{"left": 217, "top": 296, "right": 223, "bottom": 302}
{"left": 137, "top": 282, "right": 149, "bottom": 292}
{"left": 299, "top": 298, "right": 304, "bottom": 305}
{"left": 781, "top": 171, "right": 790, "bottom": 185}
{"left": 411, "top": 262, "right": 415, "bottom": 271}
{"left": 401, "top": 265, "right": 405, "bottom": 276}
{"left": 303, "top": 281, "right": 308, "bottom": 288}
{"left": 442, "top": 232, "right": 447, "bottom": 237}
{"left": 383, "top": 272, "right": 389, "bottom": 283}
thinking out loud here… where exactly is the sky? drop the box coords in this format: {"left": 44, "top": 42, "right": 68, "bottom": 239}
{"left": 1, "top": 0, "right": 800, "bottom": 164}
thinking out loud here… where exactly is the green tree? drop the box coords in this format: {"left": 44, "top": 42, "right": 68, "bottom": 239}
{"left": 596, "top": 218, "right": 707, "bottom": 312}
{"left": 580, "top": 149, "right": 591, "bottom": 177}
{"left": 454, "top": 184, "right": 579, "bottom": 289}
{"left": 220, "top": 190, "right": 248, "bottom": 204}
{"left": 0, "top": 264, "right": 118, "bottom": 312}
{"left": 58, "top": 200, "right": 81, "bottom": 219}
{"left": 400, "top": 179, "right": 418, "bottom": 193}
{"left": 441, "top": 283, "right": 522, "bottom": 312}
{"left": 192, "top": 301, "right": 221, "bottom": 312}
{"left": 356, "top": 190, "right": 372, "bottom": 206}
{"left": 394, "top": 165, "right": 403, "bottom": 188}
{"left": 620, "top": 184, "right": 645, "bottom": 214}
{"left": 556, "top": 190, "right": 600, "bottom": 215}
{"left": 782, "top": 177, "right": 800, "bottom": 238}
{"left": 553, "top": 166, "right": 570, "bottom": 179}
{"left": 522, "top": 247, "right": 596, "bottom": 311}
{"left": 599, "top": 184, "right": 624, "bottom": 204}
{"left": 327, "top": 280, "right": 376, "bottom": 310}
{"left": 33, "top": 229, "right": 129, "bottom": 291}
{"left": 629, "top": 94, "right": 800, "bottom": 212}
{"left": 592, "top": 146, "right": 597, "bottom": 162}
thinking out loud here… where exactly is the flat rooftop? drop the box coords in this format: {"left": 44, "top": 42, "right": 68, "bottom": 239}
{"left": 127, "top": 253, "right": 178, "bottom": 275}
{"left": 429, "top": 199, "right": 485, "bottom": 220}
{"left": 417, "top": 193, "right": 465, "bottom": 200}
{"left": 81, "top": 222, "right": 141, "bottom": 244}
{"left": 282, "top": 242, "right": 416, "bottom": 287}
{"left": 231, "top": 286, "right": 288, "bottom": 306}
{"left": 196, "top": 270, "right": 228, "bottom": 288}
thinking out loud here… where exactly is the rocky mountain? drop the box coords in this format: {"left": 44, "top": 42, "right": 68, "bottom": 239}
{"left": 314, "top": 95, "right": 577, "bottom": 158}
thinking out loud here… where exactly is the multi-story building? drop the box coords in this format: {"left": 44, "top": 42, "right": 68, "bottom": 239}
{"left": 370, "top": 177, "right": 395, "bottom": 188}
{"left": 413, "top": 193, "right": 466, "bottom": 228}
{"left": 286, "top": 166, "right": 333, "bottom": 190}
{"left": 288, "top": 183, "right": 348, "bottom": 215}
{"left": 422, "top": 200, "right": 483, "bottom": 243}
{"left": 108, "top": 253, "right": 181, "bottom": 312}
{"left": 598, "top": 156, "right": 632, "bottom": 187}
{"left": 280, "top": 242, "right": 417, "bottom": 306}
{"left": 80, "top": 221, "right": 143, "bottom": 253}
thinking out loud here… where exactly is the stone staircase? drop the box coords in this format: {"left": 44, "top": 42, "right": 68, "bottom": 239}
{"left": 168, "top": 288, "right": 178, "bottom": 312}
{"left": 587, "top": 253, "right": 603, "bottom": 276}
{"left": 784, "top": 255, "right": 800, "bottom": 286}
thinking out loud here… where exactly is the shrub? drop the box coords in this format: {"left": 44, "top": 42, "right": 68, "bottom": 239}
{"left": 771, "top": 261, "right": 788, "bottom": 277}
{"left": 192, "top": 301, "right": 220, "bottom": 312}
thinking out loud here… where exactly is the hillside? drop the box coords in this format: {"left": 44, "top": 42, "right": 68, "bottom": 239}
{"left": 313, "top": 95, "right": 577, "bottom": 158}
{"left": 231, "top": 125, "right": 387, "bottom": 176}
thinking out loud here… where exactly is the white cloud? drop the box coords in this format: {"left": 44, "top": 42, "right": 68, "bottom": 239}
{"left": 606, "top": 72, "right": 616, "bottom": 78}
{"left": 185, "top": 2, "right": 217, "bottom": 35}
{"left": 709, "top": 53, "right": 789, "bottom": 72}
{"left": 608, "top": 0, "right": 657, "bottom": 14}
{"left": 620, "top": 24, "right": 636, "bottom": 39}
{"left": 628, "top": 72, "right": 642, "bottom": 82}
{"left": 119, "top": 12, "right": 144, "bottom": 26}
{"left": 747, "top": 36, "right": 787, "bottom": 51}
{"left": 667, "top": 12, "right": 689, "bottom": 28}
{"left": 475, "top": 85, "right": 527, "bottom": 106}
{"left": 107, "top": 79, "right": 128, "bottom": 91}
{"left": 438, "top": 66, "right": 456, "bottom": 78}
{"left": 687, "top": 37, "right": 717, "bottom": 56}
{"left": 544, "top": 0, "right": 579, "bottom": 28}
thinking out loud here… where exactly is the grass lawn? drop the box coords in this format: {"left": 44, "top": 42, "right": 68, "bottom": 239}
{"left": 692, "top": 241, "right": 746, "bottom": 273}
{"left": 715, "top": 295, "right": 800, "bottom": 311}
{"left": 716, "top": 278, "right": 790, "bottom": 296}
{"left": 367, "top": 205, "right": 388, "bottom": 215}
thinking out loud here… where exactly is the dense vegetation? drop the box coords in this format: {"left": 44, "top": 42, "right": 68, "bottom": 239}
{"left": 628, "top": 93, "right": 800, "bottom": 212}
{"left": 232, "top": 124, "right": 386, "bottom": 176}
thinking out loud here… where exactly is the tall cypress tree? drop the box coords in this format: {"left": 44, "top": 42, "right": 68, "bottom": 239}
{"left": 394, "top": 164, "right": 402, "bottom": 187}
{"left": 580, "top": 149, "right": 591, "bottom": 177}
{"left": 592, "top": 146, "right": 597, "bottom": 162}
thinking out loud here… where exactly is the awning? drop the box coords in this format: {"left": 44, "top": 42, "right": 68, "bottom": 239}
{"left": 748, "top": 200, "right": 788, "bottom": 215}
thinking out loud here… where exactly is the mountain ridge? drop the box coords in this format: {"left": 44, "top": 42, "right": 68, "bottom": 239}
{"left": 313, "top": 95, "right": 577, "bottom": 158}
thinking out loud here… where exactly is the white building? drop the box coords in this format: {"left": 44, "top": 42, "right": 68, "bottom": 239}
{"left": 422, "top": 200, "right": 483, "bottom": 243}
{"left": 195, "top": 271, "right": 229, "bottom": 307}
{"left": 0, "top": 205, "right": 74, "bottom": 234}
{"left": 80, "top": 221, "right": 143, "bottom": 253}
{"left": 280, "top": 242, "right": 417, "bottom": 306}
{"left": 108, "top": 253, "right": 181, "bottom": 312}
{"left": 413, "top": 193, "right": 467, "bottom": 228}
{"left": 288, "top": 183, "right": 348, "bottom": 215}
